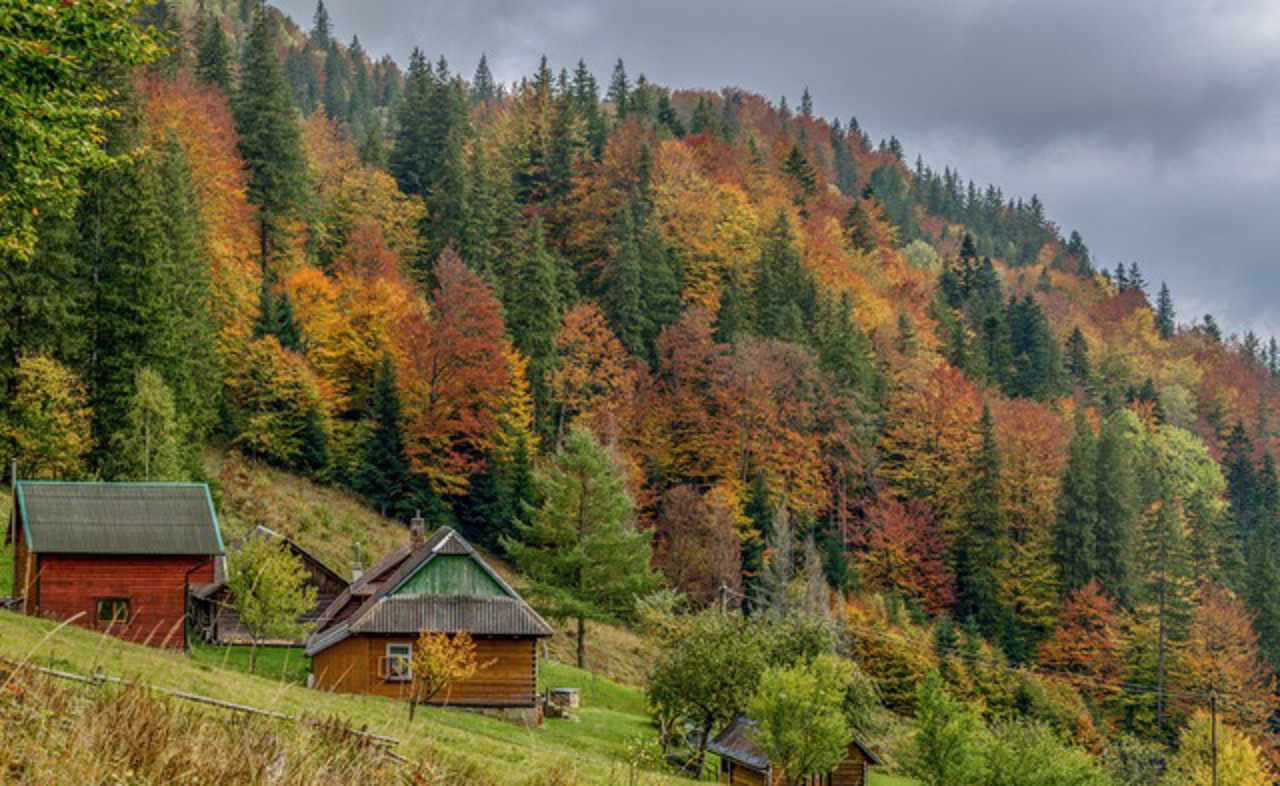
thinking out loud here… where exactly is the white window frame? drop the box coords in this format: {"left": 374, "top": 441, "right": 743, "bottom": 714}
{"left": 385, "top": 642, "right": 412, "bottom": 682}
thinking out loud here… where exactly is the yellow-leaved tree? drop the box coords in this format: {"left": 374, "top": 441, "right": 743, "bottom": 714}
{"left": 408, "top": 631, "right": 494, "bottom": 720}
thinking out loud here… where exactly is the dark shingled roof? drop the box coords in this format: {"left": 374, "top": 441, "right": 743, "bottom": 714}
{"left": 16, "top": 482, "right": 223, "bottom": 556}
{"left": 350, "top": 595, "right": 553, "bottom": 637}
{"left": 707, "top": 717, "right": 771, "bottom": 771}
{"left": 306, "top": 526, "right": 553, "bottom": 655}
{"left": 708, "top": 716, "right": 883, "bottom": 771}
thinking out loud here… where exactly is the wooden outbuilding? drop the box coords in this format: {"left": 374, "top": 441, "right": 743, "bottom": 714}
{"left": 6, "top": 481, "right": 225, "bottom": 649}
{"left": 709, "top": 716, "right": 882, "bottom": 786}
{"left": 306, "top": 522, "right": 553, "bottom": 724}
{"left": 189, "top": 525, "right": 349, "bottom": 646}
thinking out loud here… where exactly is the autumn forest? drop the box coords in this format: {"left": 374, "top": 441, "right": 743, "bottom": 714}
{"left": 5, "top": 0, "right": 1280, "bottom": 782}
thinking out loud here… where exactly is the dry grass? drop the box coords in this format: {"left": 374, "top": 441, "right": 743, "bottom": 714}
{"left": 205, "top": 449, "right": 409, "bottom": 577}
{"left": 0, "top": 611, "right": 693, "bottom": 785}
{"left": 0, "top": 667, "right": 460, "bottom": 784}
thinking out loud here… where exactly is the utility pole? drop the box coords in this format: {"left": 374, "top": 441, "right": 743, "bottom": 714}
{"left": 719, "top": 582, "right": 728, "bottom": 613}
{"left": 1210, "top": 691, "right": 1218, "bottom": 786}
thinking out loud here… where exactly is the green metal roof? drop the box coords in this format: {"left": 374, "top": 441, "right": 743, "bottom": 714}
{"left": 17, "top": 482, "right": 224, "bottom": 556}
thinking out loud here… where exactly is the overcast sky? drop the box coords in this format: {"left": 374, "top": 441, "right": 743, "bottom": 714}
{"left": 279, "top": 0, "right": 1280, "bottom": 339}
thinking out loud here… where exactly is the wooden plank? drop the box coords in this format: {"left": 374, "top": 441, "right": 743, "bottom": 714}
{"left": 34, "top": 555, "right": 212, "bottom": 648}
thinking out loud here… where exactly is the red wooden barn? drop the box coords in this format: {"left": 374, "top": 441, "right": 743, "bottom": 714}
{"left": 7, "top": 481, "right": 225, "bottom": 649}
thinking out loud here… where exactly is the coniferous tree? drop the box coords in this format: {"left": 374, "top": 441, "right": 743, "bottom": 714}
{"left": 355, "top": 355, "right": 411, "bottom": 517}
{"left": 799, "top": 87, "right": 813, "bottom": 118}
{"left": 1246, "top": 453, "right": 1280, "bottom": 669}
{"left": 1096, "top": 411, "right": 1141, "bottom": 607}
{"left": 471, "top": 54, "right": 495, "bottom": 103}
{"left": 311, "top": 0, "right": 331, "bottom": 48}
{"left": 321, "top": 40, "right": 348, "bottom": 120}
{"left": 236, "top": 6, "right": 306, "bottom": 266}
{"left": 507, "top": 220, "right": 562, "bottom": 433}
{"left": 503, "top": 425, "right": 658, "bottom": 668}
{"left": 1154, "top": 283, "right": 1175, "bottom": 340}
{"left": 1065, "top": 230, "right": 1090, "bottom": 266}
{"left": 814, "top": 293, "right": 875, "bottom": 398}
{"left": 753, "top": 211, "right": 816, "bottom": 340}
{"left": 389, "top": 49, "right": 433, "bottom": 197}
{"left": 1065, "top": 326, "right": 1091, "bottom": 390}
{"left": 784, "top": 144, "right": 817, "bottom": 200}
{"left": 571, "top": 59, "right": 608, "bottom": 158}
{"left": 195, "top": 11, "right": 232, "bottom": 91}
{"left": 1056, "top": 407, "right": 1099, "bottom": 595}
{"left": 1136, "top": 495, "right": 1194, "bottom": 735}
{"left": 606, "top": 59, "right": 629, "bottom": 116}
{"left": 955, "top": 404, "right": 1006, "bottom": 637}
{"left": 1201, "top": 314, "right": 1222, "bottom": 342}
{"left": 1223, "top": 420, "right": 1260, "bottom": 544}
{"left": 253, "top": 279, "right": 303, "bottom": 352}
{"left": 1126, "top": 263, "right": 1146, "bottom": 297}
{"left": 78, "top": 128, "right": 215, "bottom": 474}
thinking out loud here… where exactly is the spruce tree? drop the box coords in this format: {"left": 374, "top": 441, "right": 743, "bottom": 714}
{"left": 389, "top": 49, "right": 433, "bottom": 197}
{"left": 1223, "top": 420, "right": 1260, "bottom": 543}
{"left": 470, "top": 54, "right": 495, "bottom": 103}
{"left": 195, "top": 11, "right": 233, "bottom": 91}
{"left": 1065, "top": 326, "right": 1090, "bottom": 389}
{"left": 1055, "top": 408, "right": 1098, "bottom": 595}
{"left": 236, "top": 6, "right": 306, "bottom": 266}
{"left": 1246, "top": 453, "right": 1280, "bottom": 669}
{"left": 842, "top": 200, "right": 875, "bottom": 252}
{"left": 1095, "top": 411, "right": 1141, "bottom": 607}
{"left": 814, "top": 293, "right": 875, "bottom": 397}
{"left": 311, "top": 0, "right": 332, "bottom": 48}
{"left": 355, "top": 354, "right": 411, "bottom": 517}
{"left": 507, "top": 220, "right": 562, "bottom": 433}
{"left": 503, "top": 425, "right": 658, "bottom": 668}
{"left": 753, "top": 211, "right": 816, "bottom": 340}
{"left": 606, "top": 59, "right": 629, "bottom": 116}
{"left": 601, "top": 202, "right": 648, "bottom": 356}
{"left": 1154, "top": 283, "right": 1175, "bottom": 339}
{"left": 955, "top": 404, "right": 1006, "bottom": 637}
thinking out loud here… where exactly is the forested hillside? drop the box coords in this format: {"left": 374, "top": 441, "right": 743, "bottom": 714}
{"left": 5, "top": 0, "right": 1280, "bottom": 781}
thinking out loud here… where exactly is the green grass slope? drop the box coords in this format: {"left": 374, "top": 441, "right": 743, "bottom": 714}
{"left": 0, "top": 610, "right": 688, "bottom": 784}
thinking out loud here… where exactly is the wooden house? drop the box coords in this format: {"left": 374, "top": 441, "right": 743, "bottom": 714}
{"left": 306, "top": 522, "right": 554, "bottom": 724}
{"left": 6, "top": 481, "right": 224, "bottom": 649}
{"left": 709, "top": 716, "right": 882, "bottom": 786}
{"left": 189, "top": 525, "right": 349, "bottom": 646}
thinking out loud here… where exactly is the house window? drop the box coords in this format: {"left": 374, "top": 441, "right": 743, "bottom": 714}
{"left": 386, "top": 643, "right": 412, "bottom": 682}
{"left": 96, "top": 598, "right": 130, "bottom": 625}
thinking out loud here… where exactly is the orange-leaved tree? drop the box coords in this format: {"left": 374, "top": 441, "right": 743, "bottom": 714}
{"left": 403, "top": 249, "right": 512, "bottom": 494}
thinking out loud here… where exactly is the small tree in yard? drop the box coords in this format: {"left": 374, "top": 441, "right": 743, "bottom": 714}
{"left": 503, "top": 424, "right": 658, "bottom": 668}
{"left": 407, "top": 631, "right": 494, "bottom": 721}
{"left": 226, "top": 536, "right": 316, "bottom": 673}
{"left": 747, "top": 654, "right": 855, "bottom": 786}
{"left": 646, "top": 610, "right": 770, "bottom": 774}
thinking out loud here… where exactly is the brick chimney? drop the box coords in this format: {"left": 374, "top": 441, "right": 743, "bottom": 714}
{"left": 410, "top": 510, "right": 426, "bottom": 550}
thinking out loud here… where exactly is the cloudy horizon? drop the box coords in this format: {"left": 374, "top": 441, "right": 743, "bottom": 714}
{"left": 278, "top": 0, "right": 1280, "bottom": 340}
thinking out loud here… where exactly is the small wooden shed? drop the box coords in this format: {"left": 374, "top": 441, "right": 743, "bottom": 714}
{"left": 6, "top": 481, "right": 224, "bottom": 649}
{"left": 306, "top": 524, "right": 553, "bottom": 724}
{"left": 189, "top": 525, "right": 349, "bottom": 646}
{"left": 709, "top": 716, "right": 882, "bottom": 786}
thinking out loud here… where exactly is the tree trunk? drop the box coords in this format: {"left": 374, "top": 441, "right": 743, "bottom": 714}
{"left": 249, "top": 638, "right": 258, "bottom": 674}
{"left": 693, "top": 717, "right": 714, "bottom": 776}
{"left": 576, "top": 614, "right": 586, "bottom": 669}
